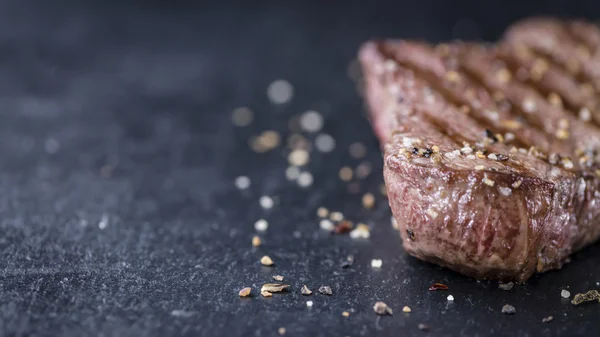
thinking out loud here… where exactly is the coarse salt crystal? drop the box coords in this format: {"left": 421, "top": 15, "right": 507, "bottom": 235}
{"left": 426, "top": 208, "right": 438, "bottom": 219}
{"left": 259, "top": 196, "right": 274, "bottom": 209}
{"left": 286, "top": 166, "right": 300, "bottom": 181}
{"left": 254, "top": 219, "right": 268, "bottom": 232}
{"left": 297, "top": 172, "right": 314, "bottom": 187}
{"left": 498, "top": 186, "right": 512, "bottom": 196}
{"left": 235, "top": 176, "right": 251, "bottom": 189}
{"left": 488, "top": 153, "right": 498, "bottom": 160}
{"left": 319, "top": 219, "right": 334, "bottom": 231}
{"left": 447, "top": 295, "right": 455, "bottom": 302}
{"left": 461, "top": 147, "right": 473, "bottom": 155}
{"left": 371, "top": 259, "right": 383, "bottom": 268}
{"left": 306, "top": 301, "right": 313, "bottom": 307}
{"left": 561, "top": 289, "right": 571, "bottom": 298}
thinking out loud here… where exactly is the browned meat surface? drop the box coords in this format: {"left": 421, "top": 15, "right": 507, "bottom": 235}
{"left": 359, "top": 18, "right": 600, "bottom": 281}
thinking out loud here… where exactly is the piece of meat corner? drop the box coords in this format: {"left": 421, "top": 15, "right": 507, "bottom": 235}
{"left": 358, "top": 39, "right": 600, "bottom": 282}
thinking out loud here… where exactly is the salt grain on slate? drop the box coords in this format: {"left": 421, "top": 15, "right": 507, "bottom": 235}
{"left": 499, "top": 282, "right": 514, "bottom": 291}
{"left": 297, "top": 172, "right": 313, "bottom": 187}
{"left": 301, "top": 285, "right": 313, "bottom": 295}
{"left": 501, "top": 304, "right": 516, "bottom": 315}
{"left": 373, "top": 301, "right": 393, "bottom": 315}
{"left": 300, "top": 110, "right": 324, "bottom": 133}
{"left": 315, "top": 134, "right": 335, "bottom": 152}
{"left": 319, "top": 286, "right": 333, "bottom": 295}
{"left": 235, "top": 176, "right": 251, "bottom": 189}
{"left": 267, "top": 80, "right": 293, "bottom": 104}
{"left": 255, "top": 219, "right": 268, "bottom": 232}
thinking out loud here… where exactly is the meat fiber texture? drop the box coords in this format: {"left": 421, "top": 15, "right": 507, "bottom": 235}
{"left": 359, "top": 18, "right": 600, "bottom": 281}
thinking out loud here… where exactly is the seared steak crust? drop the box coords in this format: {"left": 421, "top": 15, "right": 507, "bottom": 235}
{"left": 360, "top": 18, "right": 600, "bottom": 281}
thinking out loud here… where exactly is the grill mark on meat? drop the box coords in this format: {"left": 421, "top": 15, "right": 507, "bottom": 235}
{"left": 567, "top": 21, "right": 600, "bottom": 52}
{"left": 504, "top": 18, "right": 600, "bottom": 89}
{"left": 497, "top": 45, "right": 599, "bottom": 122}
{"left": 378, "top": 42, "right": 540, "bottom": 150}
{"left": 454, "top": 46, "right": 600, "bottom": 172}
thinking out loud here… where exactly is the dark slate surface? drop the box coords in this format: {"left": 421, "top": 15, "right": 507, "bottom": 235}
{"left": 0, "top": 1, "right": 599, "bottom": 336}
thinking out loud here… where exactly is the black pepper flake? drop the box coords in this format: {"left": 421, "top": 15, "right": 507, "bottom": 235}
{"left": 423, "top": 148, "right": 433, "bottom": 158}
{"left": 428, "top": 283, "right": 449, "bottom": 291}
{"left": 397, "top": 95, "right": 404, "bottom": 103}
{"left": 319, "top": 286, "right": 333, "bottom": 295}
{"left": 496, "top": 154, "right": 509, "bottom": 161}
{"left": 406, "top": 229, "right": 416, "bottom": 241}
{"left": 484, "top": 129, "right": 498, "bottom": 142}
{"left": 341, "top": 255, "right": 354, "bottom": 268}
{"left": 412, "top": 147, "right": 419, "bottom": 155}
{"left": 501, "top": 304, "right": 516, "bottom": 315}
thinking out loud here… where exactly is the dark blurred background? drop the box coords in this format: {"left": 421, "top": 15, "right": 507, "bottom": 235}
{"left": 0, "top": 1, "right": 598, "bottom": 336}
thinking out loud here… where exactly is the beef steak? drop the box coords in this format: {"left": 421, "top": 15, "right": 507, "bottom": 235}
{"left": 359, "top": 18, "right": 600, "bottom": 281}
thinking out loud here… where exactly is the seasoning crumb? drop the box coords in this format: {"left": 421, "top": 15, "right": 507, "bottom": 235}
{"left": 278, "top": 327, "right": 286, "bottom": 336}
{"left": 339, "top": 166, "right": 353, "bottom": 181}
{"left": 261, "top": 283, "right": 290, "bottom": 294}
{"left": 501, "top": 304, "right": 516, "bottom": 315}
{"left": 447, "top": 295, "right": 455, "bottom": 302}
{"left": 254, "top": 219, "right": 268, "bottom": 232}
{"left": 297, "top": 172, "right": 314, "bottom": 187}
{"left": 426, "top": 208, "right": 439, "bottom": 219}
{"left": 371, "top": 259, "right": 383, "bottom": 268}
{"left": 342, "top": 311, "right": 350, "bottom": 317}
{"left": 306, "top": 300, "right": 313, "bottom": 307}
{"left": 261, "top": 290, "right": 272, "bottom": 297}
{"left": 362, "top": 193, "right": 375, "bottom": 209}
{"left": 330, "top": 212, "right": 344, "bottom": 222}
{"left": 259, "top": 196, "right": 274, "bottom": 209}
{"left": 252, "top": 236, "right": 261, "bottom": 247}
{"left": 499, "top": 282, "right": 514, "bottom": 291}
{"left": 380, "top": 184, "right": 388, "bottom": 196}
{"left": 542, "top": 316, "right": 554, "bottom": 323}
{"left": 288, "top": 149, "right": 310, "bottom": 166}
{"left": 260, "top": 255, "right": 274, "bottom": 266}
{"left": 561, "top": 289, "right": 571, "bottom": 298}
{"left": 231, "top": 107, "right": 254, "bottom": 127}
{"left": 285, "top": 166, "right": 300, "bottom": 181}
{"left": 267, "top": 79, "right": 293, "bottom": 104}
{"left": 349, "top": 223, "right": 370, "bottom": 239}
{"left": 373, "top": 301, "right": 393, "bottom": 316}
{"left": 301, "top": 285, "right": 313, "bottom": 296}
{"left": 402, "top": 306, "right": 412, "bottom": 313}
{"left": 571, "top": 290, "right": 600, "bottom": 305}
{"left": 482, "top": 176, "right": 495, "bottom": 187}
{"left": 238, "top": 287, "right": 252, "bottom": 297}
{"left": 319, "top": 219, "right": 335, "bottom": 231}
{"left": 272, "top": 275, "right": 284, "bottom": 281}
{"left": 318, "top": 286, "right": 333, "bottom": 295}
{"left": 334, "top": 221, "right": 353, "bottom": 234}
{"left": 355, "top": 162, "right": 372, "bottom": 179}
{"left": 315, "top": 134, "right": 336, "bottom": 152}
{"left": 299, "top": 110, "right": 324, "bottom": 133}
{"left": 418, "top": 323, "right": 429, "bottom": 331}
{"left": 349, "top": 142, "right": 367, "bottom": 159}
{"left": 391, "top": 217, "right": 399, "bottom": 230}
{"left": 235, "top": 176, "right": 251, "bottom": 190}
{"left": 317, "top": 207, "right": 329, "bottom": 218}
{"left": 429, "top": 283, "right": 449, "bottom": 291}
{"left": 512, "top": 179, "right": 523, "bottom": 188}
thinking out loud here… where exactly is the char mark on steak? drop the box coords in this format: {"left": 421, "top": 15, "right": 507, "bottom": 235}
{"left": 359, "top": 18, "right": 600, "bottom": 281}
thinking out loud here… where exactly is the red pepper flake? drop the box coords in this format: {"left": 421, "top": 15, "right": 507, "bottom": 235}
{"left": 333, "top": 221, "right": 353, "bottom": 234}
{"left": 428, "top": 283, "right": 449, "bottom": 291}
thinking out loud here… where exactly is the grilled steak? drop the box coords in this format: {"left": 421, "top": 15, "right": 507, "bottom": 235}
{"left": 359, "top": 18, "right": 600, "bottom": 281}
